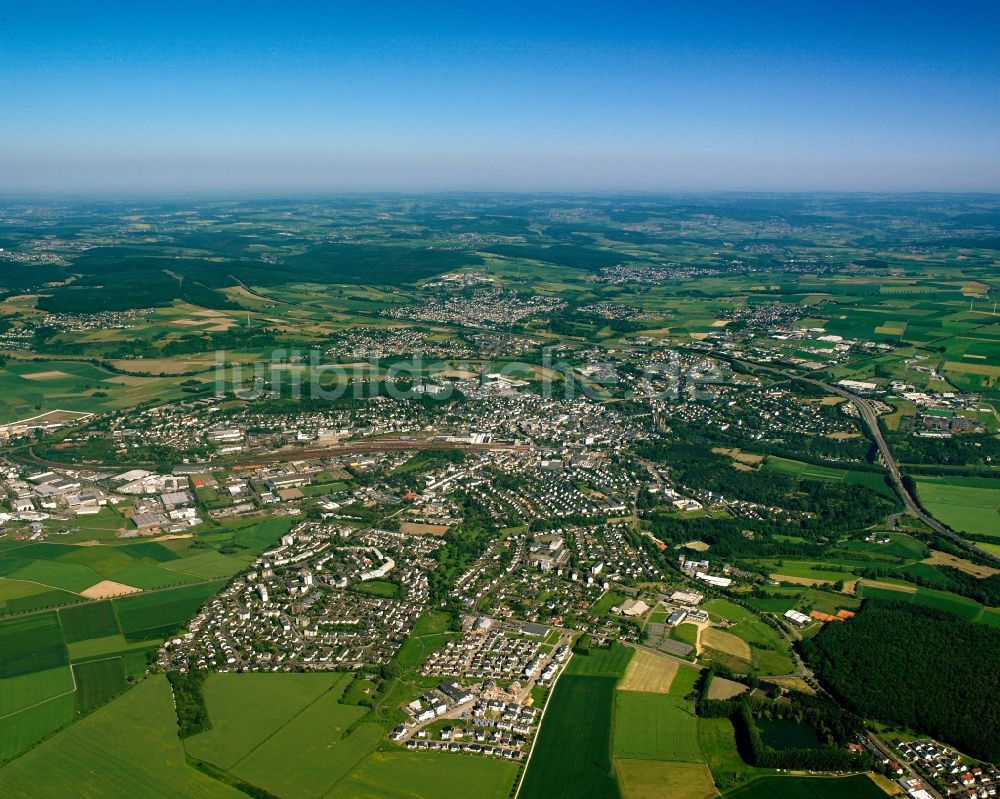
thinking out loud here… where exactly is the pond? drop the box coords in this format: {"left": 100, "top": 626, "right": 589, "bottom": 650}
{"left": 756, "top": 717, "right": 822, "bottom": 750}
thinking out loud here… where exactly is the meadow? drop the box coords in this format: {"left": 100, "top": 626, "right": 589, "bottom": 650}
{"left": 763, "top": 456, "right": 895, "bottom": 499}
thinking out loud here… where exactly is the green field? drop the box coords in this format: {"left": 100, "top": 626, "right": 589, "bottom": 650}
{"left": 351, "top": 579, "right": 400, "bottom": 598}
{"left": 765, "top": 560, "right": 856, "bottom": 583}
{"left": 73, "top": 658, "right": 128, "bottom": 713}
{"left": 338, "top": 749, "right": 520, "bottom": 799}
{"left": 724, "top": 774, "right": 890, "bottom": 799}
{"left": 113, "top": 580, "right": 226, "bottom": 639}
{"left": 668, "top": 665, "right": 702, "bottom": 698}
{"left": 764, "top": 456, "right": 895, "bottom": 499}
{"left": 58, "top": 600, "right": 121, "bottom": 642}
{"left": 0, "top": 581, "right": 82, "bottom": 616}
{"left": 0, "top": 677, "right": 242, "bottom": 797}
{"left": 0, "top": 666, "right": 74, "bottom": 717}
{"left": 0, "top": 612, "right": 68, "bottom": 678}
{"left": 857, "top": 582, "right": 990, "bottom": 622}
{"left": 231, "top": 683, "right": 377, "bottom": 798}
{"left": 107, "top": 562, "right": 201, "bottom": 589}
{"left": 519, "top": 645, "right": 633, "bottom": 799}
{"left": 394, "top": 610, "right": 456, "bottom": 671}
{"left": 915, "top": 478, "right": 1000, "bottom": 537}
{"left": 698, "top": 716, "right": 764, "bottom": 791}
{"left": 185, "top": 672, "right": 351, "bottom": 769}
{"left": 7, "top": 559, "right": 103, "bottom": 593}
{"left": 0, "top": 692, "right": 76, "bottom": 765}
{"left": 590, "top": 590, "right": 629, "bottom": 617}
{"left": 613, "top": 691, "right": 703, "bottom": 762}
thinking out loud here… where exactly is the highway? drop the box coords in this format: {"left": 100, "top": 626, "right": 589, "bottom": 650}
{"left": 720, "top": 355, "right": 1000, "bottom": 566}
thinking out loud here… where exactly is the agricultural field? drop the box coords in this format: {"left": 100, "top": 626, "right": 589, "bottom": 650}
{"left": 519, "top": 645, "right": 633, "bottom": 799}
{"left": 337, "top": 749, "right": 520, "bottom": 799}
{"left": 613, "top": 691, "right": 703, "bottom": 763}
{"left": 615, "top": 760, "right": 717, "bottom": 799}
{"left": 185, "top": 672, "right": 347, "bottom": 769}
{"left": 230, "top": 689, "right": 376, "bottom": 798}
{"left": 72, "top": 657, "right": 128, "bottom": 713}
{"left": 0, "top": 574, "right": 230, "bottom": 763}
{"left": 618, "top": 650, "right": 679, "bottom": 693}
{"left": 0, "top": 676, "right": 242, "bottom": 798}
{"left": 914, "top": 477, "right": 1000, "bottom": 537}
{"left": 724, "top": 775, "right": 891, "bottom": 799}
{"left": 0, "top": 515, "right": 293, "bottom": 618}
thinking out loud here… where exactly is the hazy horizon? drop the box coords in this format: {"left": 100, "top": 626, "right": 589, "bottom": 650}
{"left": 2, "top": 1, "right": 998, "bottom": 193}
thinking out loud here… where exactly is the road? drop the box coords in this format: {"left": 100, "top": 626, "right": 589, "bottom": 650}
{"left": 717, "top": 355, "right": 1000, "bottom": 565}
{"left": 804, "top": 375, "right": 1000, "bottom": 565}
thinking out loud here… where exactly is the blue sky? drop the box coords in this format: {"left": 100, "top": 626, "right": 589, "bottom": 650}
{"left": 1, "top": 1, "right": 997, "bottom": 192}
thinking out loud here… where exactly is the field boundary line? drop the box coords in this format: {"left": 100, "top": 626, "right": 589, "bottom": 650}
{"left": 0, "top": 682, "right": 76, "bottom": 723}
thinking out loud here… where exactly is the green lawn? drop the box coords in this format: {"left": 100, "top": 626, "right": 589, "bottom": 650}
{"left": 394, "top": 610, "right": 456, "bottom": 671}
{"left": 590, "top": 589, "right": 629, "bottom": 617}
{"left": 351, "top": 579, "right": 400, "bottom": 598}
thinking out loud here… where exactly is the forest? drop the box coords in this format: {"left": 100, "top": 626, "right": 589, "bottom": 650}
{"left": 166, "top": 669, "right": 212, "bottom": 738}
{"left": 803, "top": 599, "right": 1000, "bottom": 763}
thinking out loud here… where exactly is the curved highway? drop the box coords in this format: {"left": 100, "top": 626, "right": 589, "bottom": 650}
{"left": 721, "top": 356, "right": 1000, "bottom": 565}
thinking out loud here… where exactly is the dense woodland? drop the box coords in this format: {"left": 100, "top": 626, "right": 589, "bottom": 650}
{"left": 166, "top": 669, "right": 212, "bottom": 738}
{"left": 803, "top": 599, "right": 1000, "bottom": 763}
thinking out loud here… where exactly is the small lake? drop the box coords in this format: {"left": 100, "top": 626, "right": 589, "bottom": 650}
{"left": 756, "top": 717, "right": 822, "bottom": 750}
